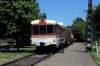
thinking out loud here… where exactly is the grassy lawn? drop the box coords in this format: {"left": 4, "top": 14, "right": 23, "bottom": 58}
{"left": 90, "top": 43, "right": 100, "bottom": 66}
{"left": 0, "top": 43, "right": 36, "bottom": 65}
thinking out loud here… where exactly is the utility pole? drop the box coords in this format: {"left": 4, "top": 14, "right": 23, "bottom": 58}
{"left": 86, "top": 0, "right": 93, "bottom": 52}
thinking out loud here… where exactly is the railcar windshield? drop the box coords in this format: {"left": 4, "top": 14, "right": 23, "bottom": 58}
{"left": 47, "top": 25, "right": 53, "bottom": 34}
{"left": 32, "top": 25, "right": 57, "bottom": 35}
{"left": 40, "top": 25, "right": 46, "bottom": 34}
{"left": 54, "top": 25, "right": 57, "bottom": 34}
{"left": 32, "top": 25, "right": 38, "bottom": 35}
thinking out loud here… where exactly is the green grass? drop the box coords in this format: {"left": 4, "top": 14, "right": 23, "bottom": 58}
{"left": 0, "top": 43, "right": 36, "bottom": 65}
{"left": 90, "top": 43, "right": 100, "bottom": 66}
{"left": 0, "top": 43, "right": 9, "bottom": 46}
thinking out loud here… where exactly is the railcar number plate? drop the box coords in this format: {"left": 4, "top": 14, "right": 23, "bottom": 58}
{"left": 38, "top": 38, "right": 47, "bottom": 40}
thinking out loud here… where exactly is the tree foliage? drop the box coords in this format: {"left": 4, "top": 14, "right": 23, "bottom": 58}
{"left": 0, "top": 0, "right": 40, "bottom": 48}
{"left": 93, "top": 3, "right": 100, "bottom": 40}
{"left": 72, "top": 17, "right": 86, "bottom": 42}
{"left": 38, "top": 13, "right": 42, "bottom": 19}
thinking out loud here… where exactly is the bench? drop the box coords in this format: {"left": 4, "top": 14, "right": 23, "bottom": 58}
{"left": 0, "top": 46, "right": 10, "bottom": 52}
{"left": 0, "top": 39, "right": 7, "bottom": 43}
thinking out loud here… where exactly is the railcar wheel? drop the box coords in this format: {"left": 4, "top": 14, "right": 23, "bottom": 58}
{"left": 51, "top": 47, "right": 57, "bottom": 54}
{"left": 65, "top": 41, "right": 68, "bottom": 47}
{"left": 49, "top": 45, "right": 57, "bottom": 54}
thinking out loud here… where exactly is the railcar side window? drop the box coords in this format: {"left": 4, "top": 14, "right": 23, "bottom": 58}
{"left": 33, "top": 26, "right": 38, "bottom": 35}
{"left": 54, "top": 25, "right": 57, "bottom": 34}
{"left": 47, "top": 25, "right": 53, "bottom": 34}
{"left": 59, "top": 27, "right": 64, "bottom": 36}
{"left": 62, "top": 29, "right": 64, "bottom": 36}
{"left": 40, "top": 25, "right": 46, "bottom": 34}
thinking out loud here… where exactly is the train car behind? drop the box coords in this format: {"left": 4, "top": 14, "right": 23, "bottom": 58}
{"left": 60, "top": 24, "right": 74, "bottom": 45}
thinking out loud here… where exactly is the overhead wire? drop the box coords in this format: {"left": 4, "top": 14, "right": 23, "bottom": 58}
{"left": 67, "top": 11, "right": 86, "bottom": 26}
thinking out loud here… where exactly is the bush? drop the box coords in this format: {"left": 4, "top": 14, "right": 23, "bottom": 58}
{"left": 97, "top": 38, "right": 100, "bottom": 43}
{"left": 7, "top": 39, "right": 15, "bottom": 44}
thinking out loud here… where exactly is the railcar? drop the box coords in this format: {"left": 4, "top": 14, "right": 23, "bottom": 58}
{"left": 30, "top": 14, "right": 73, "bottom": 51}
{"left": 31, "top": 21, "right": 64, "bottom": 47}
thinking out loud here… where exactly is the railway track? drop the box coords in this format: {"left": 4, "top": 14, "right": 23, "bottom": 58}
{"left": 1, "top": 53, "right": 52, "bottom": 66}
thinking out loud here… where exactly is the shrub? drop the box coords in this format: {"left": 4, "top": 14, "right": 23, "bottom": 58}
{"left": 97, "top": 38, "right": 100, "bottom": 43}
{"left": 7, "top": 39, "right": 15, "bottom": 44}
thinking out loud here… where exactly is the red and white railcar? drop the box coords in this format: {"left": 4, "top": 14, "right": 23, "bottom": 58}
{"left": 30, "top": 19, "right": 65, "bottom": 48}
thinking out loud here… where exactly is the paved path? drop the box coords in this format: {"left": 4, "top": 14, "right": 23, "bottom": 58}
{"left": 37, "top": 42, "right": 97, "bottom": 66}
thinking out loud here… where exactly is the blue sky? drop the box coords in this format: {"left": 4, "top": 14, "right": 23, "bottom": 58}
{"left": 37, "top": 0, "right": 100, "bottom": 26}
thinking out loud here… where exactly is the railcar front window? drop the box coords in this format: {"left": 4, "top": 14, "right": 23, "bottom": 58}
{"left": 47, "top": 25, "right": 53, "bottom": 34}
{"left": 40, "top": 25, "right": 46, "bottom": 34}
{"left": 33, "top": 26, "right": 38, "bottom": 35}
{"left": 54, "top": 25, "right": 57, "bottom": 34}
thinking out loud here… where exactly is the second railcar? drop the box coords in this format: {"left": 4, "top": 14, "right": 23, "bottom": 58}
{"left": 60, "top": 24, "right": 74, "bottom": 45}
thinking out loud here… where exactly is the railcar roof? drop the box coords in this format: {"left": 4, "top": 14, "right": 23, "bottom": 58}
{"left": 58, "top": 22, "right": 67, "bottom": 26}
{"left": 31, "top": 19, "right": 67, "bottom": 29}
{"left": 31, "top": 19, "right": 57, "bottom": 24}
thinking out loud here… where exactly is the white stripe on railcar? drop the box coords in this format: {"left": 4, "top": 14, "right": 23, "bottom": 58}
{"left": 31, "top": 37, "right": 65, "bottom": 46}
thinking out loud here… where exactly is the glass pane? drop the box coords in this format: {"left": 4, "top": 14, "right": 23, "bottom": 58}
{"left": 59, "top": 26, "right": 64, "bottom": 36}
{"left": 54, "top": 25, "right": 57, "bottom": 34}
{"left": 40, "top": 25, "right": 46, "bottom": 34}
{"left": 47, "top": 25, "right": 53, "bottom": 34}
{"left": 33, "top": 26, "right": 38, "bottom": 35}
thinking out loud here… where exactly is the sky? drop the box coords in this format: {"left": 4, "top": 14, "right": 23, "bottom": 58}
{"left": 36, "top": 0, "right": 100, "bottom": 26}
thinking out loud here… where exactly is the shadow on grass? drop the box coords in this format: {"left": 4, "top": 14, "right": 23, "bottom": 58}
{"left": 1, "top": 50, "right": 34, "bottom": 53}
{"left": 0, "top": 45, "right": 35, "bottom": 53}
{"left": 23, "top": 46, "right": 36, "bottom": 48}
{"left": 1, "top": 48, "right": 52, "bottom": 54}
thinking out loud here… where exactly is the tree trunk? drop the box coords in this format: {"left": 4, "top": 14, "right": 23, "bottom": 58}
{"left": 16, "top": 39, "right": 19, "bottom": 51}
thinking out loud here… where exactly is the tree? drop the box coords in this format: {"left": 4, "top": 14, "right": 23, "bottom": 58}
{"left": 0, "top": 21, "right": 7, "bottom": 39}
{"left": 38, "top": 13, "right": 42, "bottom": 19}
{"left": 0, "top": 0, "right": 40, "bottom": 51}
{"left": 93, "top": 3, "right": 100, "bottom": 41}
{"left": 72, "top": 17, "right": 86, "bottom": 42}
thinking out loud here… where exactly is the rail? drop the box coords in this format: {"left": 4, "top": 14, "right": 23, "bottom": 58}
{"left": 0, "top": 53, "right": 52, "bottom": 66}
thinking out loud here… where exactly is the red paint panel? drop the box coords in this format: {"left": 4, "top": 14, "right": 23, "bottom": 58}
{"left": 31, "top": 35, "right": 64, "bottom": 38}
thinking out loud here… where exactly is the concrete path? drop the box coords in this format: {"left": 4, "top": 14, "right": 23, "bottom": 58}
{"left": 37, "top": 42, "right": 97, "bottom": 66}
